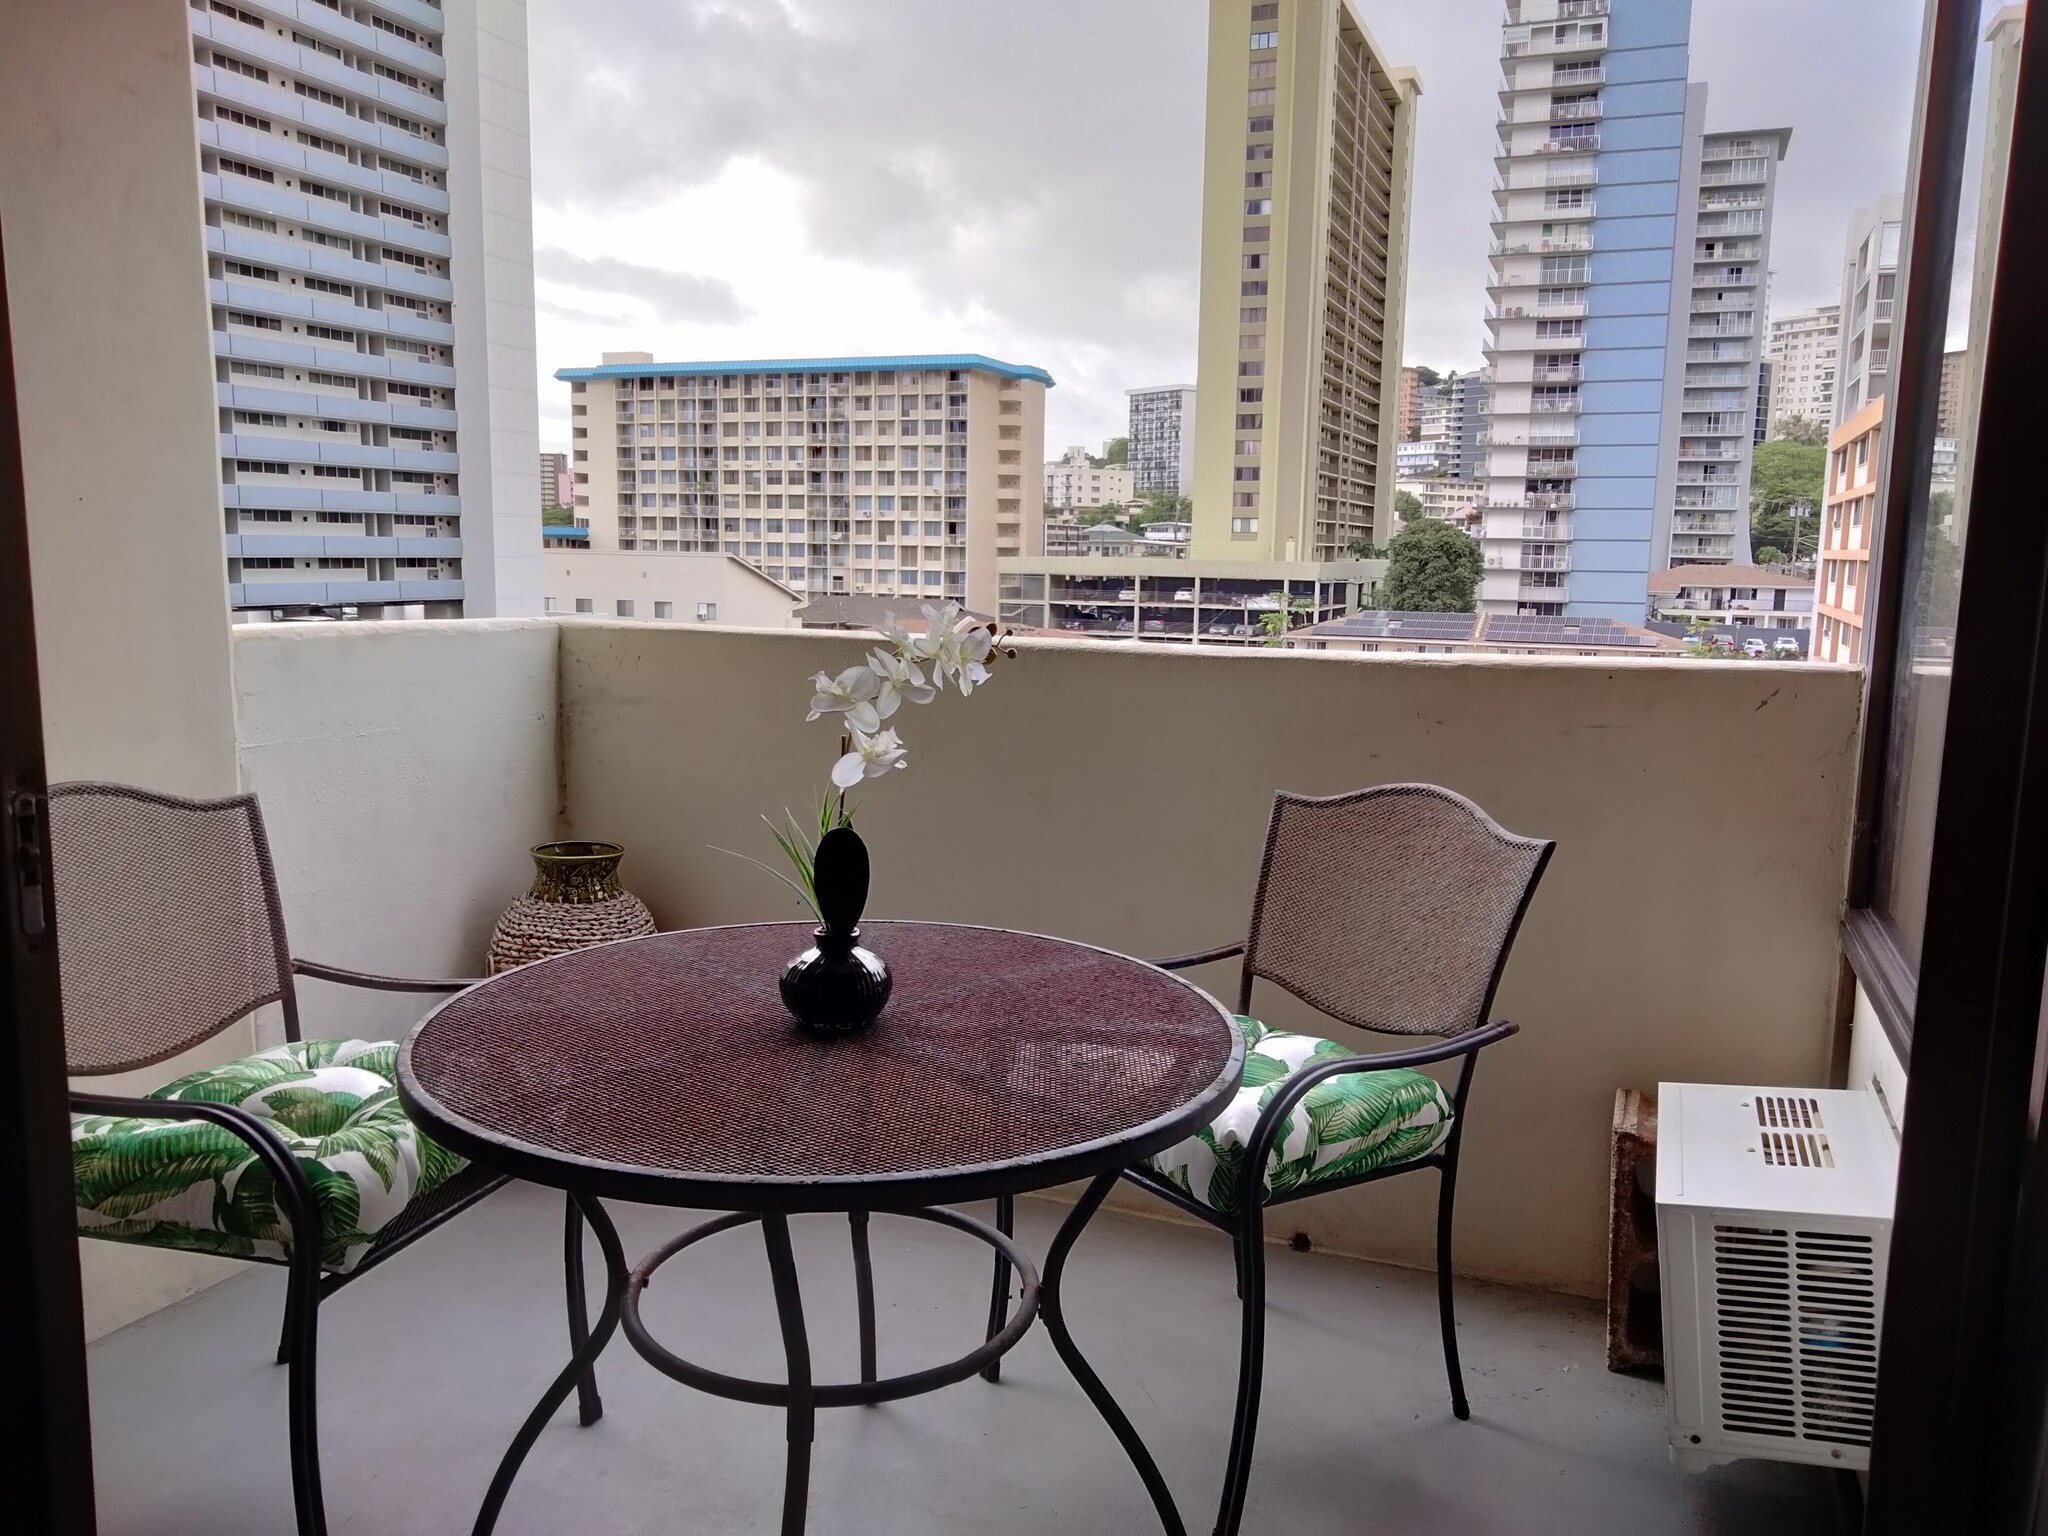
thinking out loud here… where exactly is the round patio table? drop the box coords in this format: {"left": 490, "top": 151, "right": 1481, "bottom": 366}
{"left": 398, "top": 920, "right": 1243, "bottom": 1536}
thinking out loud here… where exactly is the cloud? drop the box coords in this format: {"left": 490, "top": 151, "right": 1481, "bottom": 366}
{"left": 533, "top": 248, "right": 749, "bottom": 324}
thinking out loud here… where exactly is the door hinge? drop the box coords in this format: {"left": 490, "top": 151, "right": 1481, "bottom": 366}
{"left": 7, "top": 788, "right": 47, "bottom": 939}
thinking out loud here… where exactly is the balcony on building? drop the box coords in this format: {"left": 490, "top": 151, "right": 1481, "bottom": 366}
{"left": 5, "top": 6, "right": 1928, "bottom": 1535}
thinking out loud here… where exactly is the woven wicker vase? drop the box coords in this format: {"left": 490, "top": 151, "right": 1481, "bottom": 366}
{"left": 486, "top": 841, "right": 656, "bottom": 975}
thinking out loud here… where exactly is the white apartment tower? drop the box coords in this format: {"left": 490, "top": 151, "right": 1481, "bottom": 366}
{"left": 195, "top": 0, "right": 541, "bottom": 620}
{"left": 1834, "top": 195, "right": 1904, "bottom": 429}
{"left": 556, "top": 354, "right": 1051, "bottom": 617}
{"left": 1766, "top": 305, "right": 1841, "bottom": 436}
{"left": 1126, "top": 385, "right": 1198, "bottom": 496}
{"left": 1669, "top": 127, "right": 1789, "bottom": 566}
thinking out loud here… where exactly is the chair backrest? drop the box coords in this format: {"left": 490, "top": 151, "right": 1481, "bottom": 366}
{"left": 49, "top": 782, "right": 298, "bottom": 1075}
{"left": 1241, "top": 784, "right": 1553, "bottom": 1038}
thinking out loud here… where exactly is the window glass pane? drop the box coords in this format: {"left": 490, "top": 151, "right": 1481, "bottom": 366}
{"left": 1872, "top": 8, "right": 2024, "bottom": 966}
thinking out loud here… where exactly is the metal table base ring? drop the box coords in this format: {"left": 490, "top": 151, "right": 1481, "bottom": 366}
{"left": 621, "top": 1206, "right": 1042, "bottom": 1409}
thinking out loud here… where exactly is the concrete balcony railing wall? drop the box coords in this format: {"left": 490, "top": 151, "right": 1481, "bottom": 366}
{"left": 232, "top": 621, "right": 1863, "bottom": 1300}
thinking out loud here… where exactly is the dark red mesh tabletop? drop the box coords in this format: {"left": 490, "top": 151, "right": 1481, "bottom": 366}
{"left": 398, "top": 922, "right": 1241, "bottom": 1212}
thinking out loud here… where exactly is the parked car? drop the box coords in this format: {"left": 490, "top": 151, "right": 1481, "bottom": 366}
{"left": 1172, "top": 588, "right": 1196, "bottom": 602}
{"left": 1116, "top": 587, "right": 1138, "bottom": 601}
{"left": 1771, "top": 637, "right": 1803, "bottom": 657}
{"left": 1742, "top": 638, "right": 1769, "bottom": 658}
{"left": 1141, "top": 618, "right": 1167, "bottom": 632}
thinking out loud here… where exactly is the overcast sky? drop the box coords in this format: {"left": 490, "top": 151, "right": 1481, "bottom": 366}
{"left": 529, "top": 0, "right": 1935, "bottom": 455}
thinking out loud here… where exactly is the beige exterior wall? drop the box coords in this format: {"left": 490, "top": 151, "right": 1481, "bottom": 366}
{"left": 45, "top": 616, "right": 1855, "bottom": 1312}
{"left": 6, "top": 0, "right": 257, "bottom": 1337}
{"left": 565, "top": 357, "right": 1044, "bottom": 617}
{"left": 1191, "top": 0, "right": 1417, "bottom": 563}
{"left": 557, "top": 625, "right": 1860, "bottom": 1296}
{"left": 542, "top": 551, "right": 798, "bottom": 627}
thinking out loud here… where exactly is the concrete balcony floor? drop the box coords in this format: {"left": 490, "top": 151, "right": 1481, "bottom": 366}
{"left": 88, "top": 1183, "right": 1845, "bottom": 1535}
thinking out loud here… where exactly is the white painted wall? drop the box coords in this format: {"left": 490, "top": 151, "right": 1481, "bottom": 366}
{"left": 543, "top": 551, "right": 799, "bottom": 627}
{"left": 559, "top": 628, "right": 1863, "bottom": 1296}
{"left": 6, "top": 0, "right": 253, "bottom": 1338}
{"left": 444, "top": 0, "right": 543, "bottom": 617}
{"left": 233, "top": 620, "right": 560, "bottom": 1043}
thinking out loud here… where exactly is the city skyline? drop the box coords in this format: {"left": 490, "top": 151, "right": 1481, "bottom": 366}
{"left": 529, "top": 0, "right": 1928, "bottom": 458}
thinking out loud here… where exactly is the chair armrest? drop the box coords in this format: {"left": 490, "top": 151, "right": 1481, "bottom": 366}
{"left": 70, "top": 1091, "right": 323, "bottom": 1254}
{"left": 292, "top": 958, "right": 483, "bottom": 993}
{"left": 1235, "top": 1021, "right": 1521, "bottom": 1214}
{"left": 1150, "top": 942, "right": 1245, "bottom": 972}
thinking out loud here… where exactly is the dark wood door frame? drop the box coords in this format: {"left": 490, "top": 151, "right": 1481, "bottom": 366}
{"left": 0, "top": 226, "right": 97, "bottom": 1525}
{"left": 1863, "top": 4, "right": 2048, "bottom": 1531}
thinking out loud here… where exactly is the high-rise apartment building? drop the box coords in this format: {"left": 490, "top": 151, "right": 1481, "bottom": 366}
{"left": 1189, "top": 0, "right": 1419, "bottom": 561}
{"left": 196, "top": 0, "right": 540, "bottom": 620}
{"left": 1477, "top": 0, "right": 1786, "bottom": 615}
{"left": 1044, "top": 447, "right": 1134, "bottom": 510}
{"left": 1668, "top": 127, "right": 1789, "bottom": 567}
{"left": 1397, "top": 365, "right": 1426, "bottom": 442}
{"left": 1936, "top": 348, "right": 1969, "bottom": 440}
{"left": 540, "top": 449, "right": 569, "bottom": 511}
{"left": 1126, "top": 385, "right": 1197, "bottom": 495}
{"left": 1765, "top": 305, "right": 1840, "bottom": 436}
{"left": 1833, "top": 195, "right": 1903, "bottom": 429}
{"left": 555, "top": 353, "right": 1050, "bottom": 616}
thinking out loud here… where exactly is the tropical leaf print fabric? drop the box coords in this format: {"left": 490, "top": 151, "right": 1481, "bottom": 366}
{"left": 73, "top": 1038, "right": 467, "bottom": 1273}
{"left": 1145, "top": 1015, "right": 1453, "bottom": 1216}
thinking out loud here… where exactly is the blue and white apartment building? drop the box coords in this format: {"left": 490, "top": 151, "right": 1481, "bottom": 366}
{"left": 1480, "top": 0, "right": 1787, "bottom": 619}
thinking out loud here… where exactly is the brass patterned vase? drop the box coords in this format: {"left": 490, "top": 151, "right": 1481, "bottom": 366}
{"left": 486, "top": 841, "right": 656, "bottom": 975}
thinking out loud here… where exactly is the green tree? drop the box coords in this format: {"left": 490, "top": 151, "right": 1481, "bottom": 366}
{"left": 1101, "top": 436, "right": 1129, "bottom": 466}
{"left": 1377, "top": 518, "right": 1482, "bottom": 613}
{"left": 1259, "top": 598, "right": 1314, "bottom": 647}
{"left": 1749, "top": 438, "right": 1826, "bottom": 560}
{"left": 1412, "top": 365, "right": 1442, "bottom": 390}
{"left": 1345, "top": 536, "right": 1384, "bottom": 559}
{"left": 1077, "top": 502, "right": 1128, "bottom": 527}
{"left": 1754, "top": 544, "right": 1787, "bottom": 566}
{"left": 1772, "top": 416, "right": 1829, "bottom": 448}
{"left": 1134, "top": 490, "right": 1190, "bottom": 525}
{"left": 542, "top": 504, "right": 574, "bottom": 526}
{"left": 1394, "top": 489, "right": 1424, "bottom": 522}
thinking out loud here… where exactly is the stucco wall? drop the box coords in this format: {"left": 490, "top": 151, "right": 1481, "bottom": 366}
{"left": 559, "top": 627, "right": 1862, "bottom": 1296}
{"left": 6, "top": 0, "right": 251, "bottom": 1338}
{"left": 232, "top": 621, "right": 560, "bottom": 1044}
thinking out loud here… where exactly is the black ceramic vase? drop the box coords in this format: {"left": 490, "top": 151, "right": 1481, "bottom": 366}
{"left": 780, "top": 825, "right": 891, "bottom": 1033}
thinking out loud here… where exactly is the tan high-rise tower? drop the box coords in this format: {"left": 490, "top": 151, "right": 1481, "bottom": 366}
{"left": 1190, "top": 0, "right": 1419, "bottom": 562}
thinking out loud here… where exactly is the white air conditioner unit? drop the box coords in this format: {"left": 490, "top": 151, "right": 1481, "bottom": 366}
{"left": 1657, "top": 1082, "right": 1898, "bottom": 1473}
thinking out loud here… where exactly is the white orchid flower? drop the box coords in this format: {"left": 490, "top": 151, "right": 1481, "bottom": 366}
{"left": 831, "top": 728, "right": 908, "bottom": 789}
{"left": 917, "top": 602, "right": 997, "bottom": 694}
{"left": 807, "top": 664, "right": 883, "bottom": 735}
{"left": 868, "top": 648, "right": 936, "bottom": 715}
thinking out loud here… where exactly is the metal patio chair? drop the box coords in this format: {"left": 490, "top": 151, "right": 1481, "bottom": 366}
{"left": 54, "top": 782, "right": 521, "bottom": 1536}
{"left": 1123, "top": 784, "right": 1553, "bottom": 1536}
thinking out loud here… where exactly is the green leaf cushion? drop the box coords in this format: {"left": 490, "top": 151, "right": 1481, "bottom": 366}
{"left": 73, "top": 1038, "right": 468, "bottom": 1273}
{"left": 1144, "top": 1015, "right": 1453, "bottom": 1217}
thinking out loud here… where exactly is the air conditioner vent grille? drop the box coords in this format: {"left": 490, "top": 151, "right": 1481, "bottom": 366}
{"left": 1760, "top": 1130, "right": 1835, "bottom": 1168}
{"left": 1710, "top": 1223, "right": 1880, "bottom": 1449}
{"left": 1756, "top": 1094, "right": 1824, "bottom": 1130}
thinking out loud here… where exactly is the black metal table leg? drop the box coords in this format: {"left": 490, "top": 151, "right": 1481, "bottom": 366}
{"left": 981, "top": 1193, "right": 1015, "bottom": 1382}
{"left": 473, "top": 1194, "right": 627, "bottom": 1536}
{"left": 1040, "top": 1172, "right": 1188, "bottom": 1536}
{"left": 762, "top": 1214, "right": 816, "bottom": 1536}
{"left": 565, "top": 1192, "right": 603, "bottom": 1426}
{"left": 848, "top": 1210, "right": 877, "bottom": 1387}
